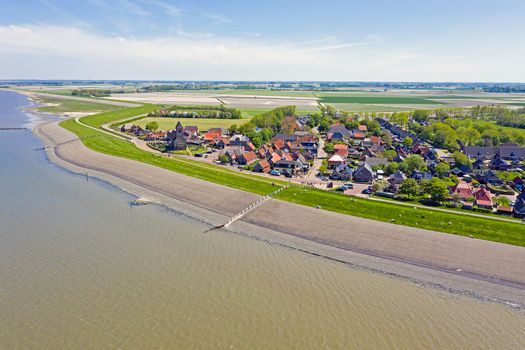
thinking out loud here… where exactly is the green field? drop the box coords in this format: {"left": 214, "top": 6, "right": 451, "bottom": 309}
{"left": 133, "top": 117, "right": 251, "bottom": 131}
{"left": 58, "top": 105, "right": 525, "bottom": 247}
{"left": 35, "top": 96, "right": 123, "bottom": 114}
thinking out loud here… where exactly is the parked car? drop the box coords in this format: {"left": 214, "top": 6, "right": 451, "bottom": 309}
{"left": 270, "top": 170, "right": 281, "bottom": 176}
{"left": 362, "top": 188, "right": 372, "bottom": 195}
{"left": 320, "top": 176, "right": 329, "bottom": 181}
{"left": 194, "top": 153, "right": 204, "bottom": 157}
{"left": 344, "top": 183, "right": 354, "bottom": 189}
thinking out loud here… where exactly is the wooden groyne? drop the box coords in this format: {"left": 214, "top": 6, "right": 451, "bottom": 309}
{"left": 0, "top": 127, "right": 27, "bottom": 131}
{"left": 204, "top": 185, "right": 290, "bottom": 233}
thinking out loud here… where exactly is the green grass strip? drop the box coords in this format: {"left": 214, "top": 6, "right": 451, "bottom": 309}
{"left": 274, "top": 187, "right": 525, "bottom": 247}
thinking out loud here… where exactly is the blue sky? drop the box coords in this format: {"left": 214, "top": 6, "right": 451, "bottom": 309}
{"left": 0, "top": 0, "right": 524, "bottom": 81}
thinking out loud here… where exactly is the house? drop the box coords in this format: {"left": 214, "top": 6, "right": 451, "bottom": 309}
{"left": 362, "top": 156, "right": 388, "bottom": 168}
{"left": 411, "top": 170, "right": 433, "bottom": 181}
{"left": 121, "top": 124, "right": 146, "bottom": 136}
{"left": 475, "top": 170, "right": 504, "bottom": 185}
{"left": 229, "top": 134, "right": 251, "bottom": 147}
{"left": 451, "top": 181, "right": 474, "bottom": 199}
{"left": 216, "top": 137, "right": 230, "bottom": 149}
{"left": 144, "top": 131, "right": 166, "bottom": 141}
{"left": 514, "top": 190, "right": 525, "bottom": 217}
{"left": 334, "top": 144, "right": 349, "bottom": 158}
{"left": 268, "top": 152, "right": 282, "bottom": 166}
{"left": 352, "top": 132, "right": 366, "bottom": 140}
{"left": 358, "top": 124, "right": 368, "bottom": 132}
{"left": 254, "top": 159, "right": 271, "bottom": 173}
{"left": 353, "top": 163, "right": 374, "bottom": 183}
{"left": 273, "top": 159, "right": 304, "bottom": 175}
{"left": 330, "top": 163, "right": 353, "bottom": 181}
{"left": 272, "top": 133, "right": 299, "bottom": 143}
{"left": 327, "top": 125, "right": 352, "bottom": 142}
{"left": 183, "top": 126, "right": 198, "bottom": 135}
{"left": 238, "top": 151, "right": 258, "bottom": 165}
{"left": 244, "top": 142, "right": 256, "bottom": 152}
{"left": 512, "top": 176, "right": 524, "bottom": 191}
{"left": 463, "top": 146, "right": 498, "bottom": 160}
{"left": 389, "top": 170, "right": 406, "bottom": 185}
{"left": 498, "top": 145, "right": 525, "bottom": 160}
{"left": 490, "top": 157, "right": 511, "bottom": 170}
{"left": 203, "top": 130, "right": 222, "bottom": 143}
{"left": 219, "top": 148, "right": 243, "bottom": 164}
{"left": 473, "top": 187, "right": 493, "bottom": 209}
{"left": 327, "top": 154, "right": 345, "bottom": 169}
{"left": 450, "top": 167, "right": 467, "bottom": 177}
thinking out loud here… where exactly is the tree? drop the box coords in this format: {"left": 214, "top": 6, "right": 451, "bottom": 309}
{"left": 318, "top": 117, "right": 332, "bottom": 132}
{"left": 421, "top": 178, "right": 449, "bottom": 202}
{"left": 229, "top": 124, "right": 239, "bottom": 134}
{"left": 403, "top": 155, "right": 427, "bottom": 173}
{"left": 435, "top": 162, "right": 450, "bottom": 178}
{"left": 494, "top": 196, "right": 511, "bottom": 207}
{"left": 384, "top": 149, "right": 397, "bottom": 161}
{"left": 386, "top": 162, "right": 399, "bottom": 175}
{"left": 218, "top": 154, "right": 230, "bottom": 164}
{"left": 399, "top": 179, "right": 420, "bottom": 199}
{"left": 145, "top": 121, "right": 159, "bottom": 131}
{"left": 412, "top": 110, "right": 430, "bottom": 123}
{"left": 403, "top": 136, "right": 413, "bottom": 147}
{"left": 452, "top": 151, "right": 470, "bottom": 168}
{"left": 323, "top": 142, "right": 334, "bottom": 154}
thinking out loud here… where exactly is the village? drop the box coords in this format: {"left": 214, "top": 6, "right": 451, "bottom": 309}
{"left": 119, "top": 107, "right": 525, "bottom": 219}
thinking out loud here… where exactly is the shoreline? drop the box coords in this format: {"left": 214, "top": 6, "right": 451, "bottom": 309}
{"left": 32, "top": 114, "right": 525, "bottom": 308}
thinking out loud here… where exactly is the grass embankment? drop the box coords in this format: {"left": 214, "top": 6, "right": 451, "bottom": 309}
{"left": 275, "top": 187, "right": 525, "bottom": 247}
{"left": 60, "top": 105, "right": 525, "bottom": 246}
{"left": 35, "top": 96, "right": 123, "bottom": 114}
{"left": 60, "top": 106, "right": 286, "bottom": 195}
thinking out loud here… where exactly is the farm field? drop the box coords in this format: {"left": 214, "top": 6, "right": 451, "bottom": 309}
{"left": 319, "top": 95, "right": 442, "bottom": 105}
{"left": 327, "top": 103, "right": 423, "bottom": 112}
{"left": 239, "top": 107, "right": 318, "bottom": 118}
{"left": 133, "top": 117, "right": 251, "bottom": 131}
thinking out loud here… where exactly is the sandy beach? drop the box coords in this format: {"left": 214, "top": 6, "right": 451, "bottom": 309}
{"left": 34, "top": 119, "right": 525, "bottom": 307}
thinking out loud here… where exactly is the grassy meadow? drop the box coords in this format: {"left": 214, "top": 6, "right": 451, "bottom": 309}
{"left": 133, "top": 117, "right": 251, "bottom": 131}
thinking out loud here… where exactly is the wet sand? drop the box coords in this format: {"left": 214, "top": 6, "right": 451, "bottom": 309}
{"left": 35, "top": 119, "right": 525, "bottom": 306}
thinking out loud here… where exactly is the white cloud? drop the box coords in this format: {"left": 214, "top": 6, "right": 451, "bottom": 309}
{"left": 0, "top": 24, "right": 523, "bottom": 81}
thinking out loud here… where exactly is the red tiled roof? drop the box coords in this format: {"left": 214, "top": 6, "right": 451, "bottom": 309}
{"left": 358, "top": 125, "right": 367, "bottom": 131}
{"left": 257, "top": 159, "right": 270, "bottom": 168}
{"left": 452, "top": 182, "right": 473, "bottom": 199}
{"left": 242, "top": 151, "right": 258, "bottom": 163}
{"left": 353, "top": 132, "right": 365, "bottom": 139}
{"left": 370, "top": 136, "right": 381, "bottom": 144}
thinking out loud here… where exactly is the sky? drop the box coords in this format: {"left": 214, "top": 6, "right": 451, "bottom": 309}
{"left": 0, "top": 0, "right": 524, "bottom": 82}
